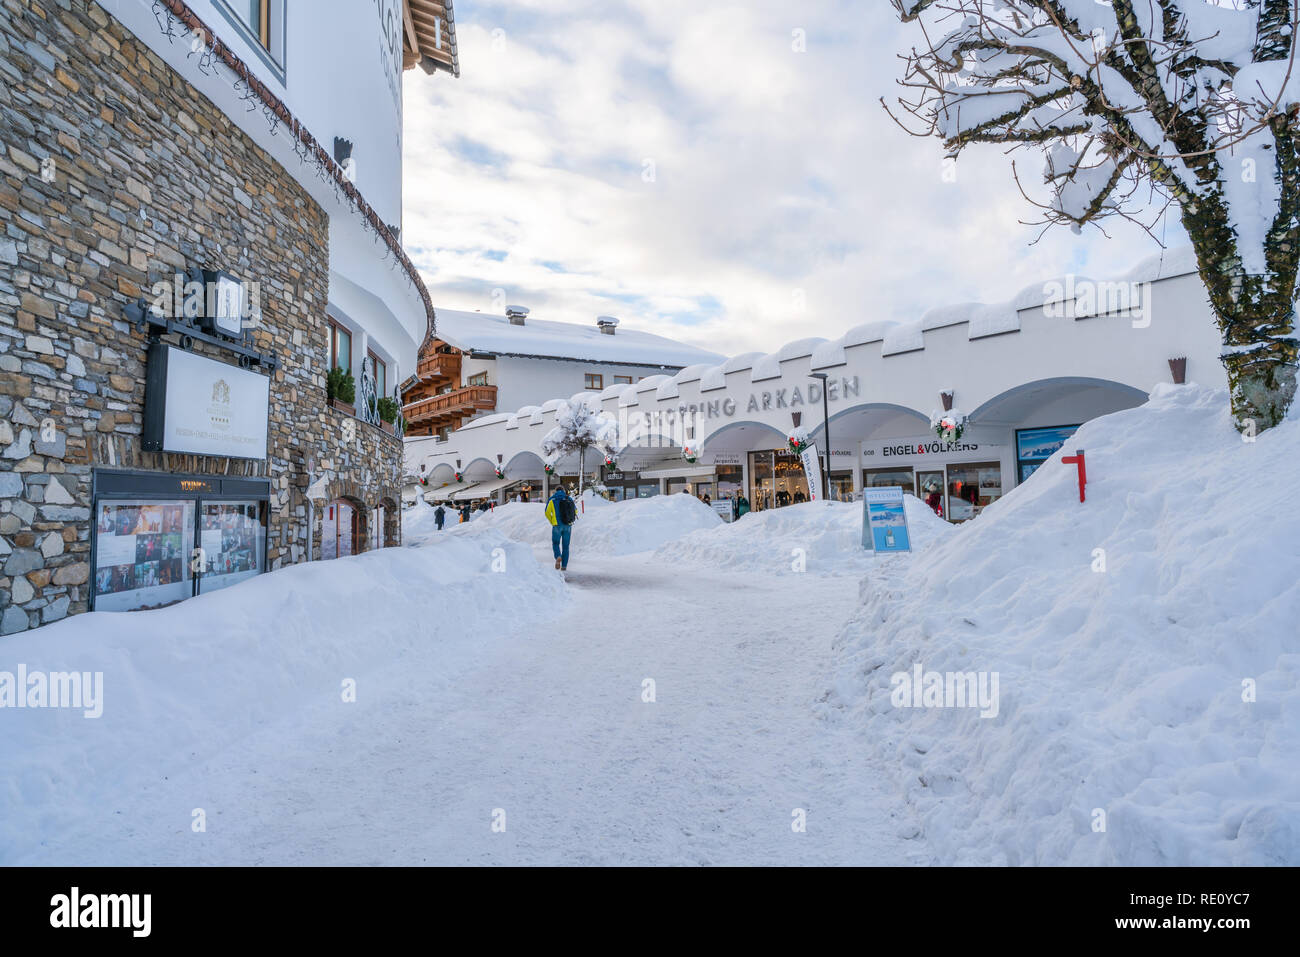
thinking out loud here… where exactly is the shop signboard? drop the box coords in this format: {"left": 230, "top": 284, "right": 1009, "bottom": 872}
{"left": 143, "top": 343, "right": 270, "bottom": 459}
{"left": 799, "top": 444, "right": 823, "bottom": 502}
{"left": 711, "top": 498, "right": 734, "bottom": 523}
{"left": 861, "top": 486, "right": 912, "bottom": 553}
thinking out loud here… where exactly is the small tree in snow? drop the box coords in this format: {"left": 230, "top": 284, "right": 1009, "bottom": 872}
{"left": 890, "top": 0, "right": 1299, "bottom": 431}
{"left": 540, "top": 399, "right": 619, "bottom": 497}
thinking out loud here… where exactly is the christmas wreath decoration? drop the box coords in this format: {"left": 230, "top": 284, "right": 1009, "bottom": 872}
{"left": 454, "top": 470, "right": 464, "bottom": 483}
{"left": 603, "top": 455, "right": 617, "bottom": 471}
{"left": 787, "top": 426, "right": 811, "bottom": 455}
{"left": 930, "top": 409, "right": 967, "bottom": 443}
{"left": 682, "top": 445, "right": 698, "bottom": 464}
{"left": 543, "top": 463, "right": 555, "bottom": 475}
{"left": 494, "top": 466, "right": 505, "bottom": 479}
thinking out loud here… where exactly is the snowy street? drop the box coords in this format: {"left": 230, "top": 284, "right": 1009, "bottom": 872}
{"left": 16, "top": 544, "right": 922, "bottom": 866}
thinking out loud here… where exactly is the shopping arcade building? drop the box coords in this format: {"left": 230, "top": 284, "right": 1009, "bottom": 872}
{"left": 410, "top": 251, "right": 1227, "bottom": 520}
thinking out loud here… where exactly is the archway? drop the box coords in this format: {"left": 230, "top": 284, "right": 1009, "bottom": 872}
{"left": 378, "top": 496, "right": 399, "bottom": 548}
{"left": 321, "top": 494, "right": 367, "bottom": 560}
{"left": 968, "top": 376, "right": 1148, "bottom": 426}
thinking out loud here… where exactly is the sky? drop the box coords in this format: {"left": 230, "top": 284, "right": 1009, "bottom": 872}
{"left": 401, "top": 0, "right": 1185, "bottom": 356}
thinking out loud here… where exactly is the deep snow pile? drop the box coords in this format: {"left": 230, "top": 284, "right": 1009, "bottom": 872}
{"left": 655, "top": 497, "right": 949, "bottom": 575}
{"left": 0, "top": 532, "right": 564, "bottom": 863}
{"left": 820, "top": 385, "right": 1300, "bottom": 865}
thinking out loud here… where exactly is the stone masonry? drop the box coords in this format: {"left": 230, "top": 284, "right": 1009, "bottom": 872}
{"left": 0, "top": 0, "right": 402, "bottom": 635}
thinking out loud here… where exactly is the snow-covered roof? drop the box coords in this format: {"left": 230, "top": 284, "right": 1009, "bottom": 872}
{"left": 431, "top": 308, "right": 726, "bottom": 368}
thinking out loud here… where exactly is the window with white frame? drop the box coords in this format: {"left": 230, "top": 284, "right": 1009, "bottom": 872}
{"left": 216, "top": 0, "right": 286, "bottom": 76}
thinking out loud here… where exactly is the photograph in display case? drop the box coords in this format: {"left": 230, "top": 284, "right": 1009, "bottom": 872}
{"left": 199, "top": 501, "right": 265, "bottom": 593}
{"left": 92, "top": 500, "right": 195, "bottom": 613}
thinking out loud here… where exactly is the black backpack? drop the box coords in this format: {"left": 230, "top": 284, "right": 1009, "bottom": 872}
{"left": 556, "top": 496, "right": 577, "bottom": 525}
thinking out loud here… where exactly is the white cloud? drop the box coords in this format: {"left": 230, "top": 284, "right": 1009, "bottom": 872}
{"left": 401, "top": 0, "right": 1182, "bottom": 354}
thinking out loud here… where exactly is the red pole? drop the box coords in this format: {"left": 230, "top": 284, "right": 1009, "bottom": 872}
{"left": 1061, "top": 450, "right": 1087, "bottom": 502}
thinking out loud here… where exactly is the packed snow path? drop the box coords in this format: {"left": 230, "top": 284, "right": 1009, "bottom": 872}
{"left": 21, "top": 551, "right": 926, "bottom": 866}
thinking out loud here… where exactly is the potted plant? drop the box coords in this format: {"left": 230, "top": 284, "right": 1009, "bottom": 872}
{"left": 376, "top": 396, "right": 400, "bottom": 434}
{"left": 326, "top": 366, "right": 356, "bottom": 415}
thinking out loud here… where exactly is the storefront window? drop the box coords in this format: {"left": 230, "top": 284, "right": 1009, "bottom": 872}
{"left": 198, "top": 501, "right": 266, "bottom": 592}
{"left": 864, "top": 468, "right": 915, "bottom": 496}
{"left": 829, "top": 471, "right": 854, "bottom": 502}
{"left": 637, "top": 483, "right": 659, "bottom": 498}
{"left": 945, "top": 462, "right": 1002, "bottom": 522}
{"left": 93, "top": 500, "right": 195, "bottom": 613}
{"left": 716, "top": 465, "right": 743, "bottom": 499}
{"left": 1015, "top": 425, "right": 1080, "bottom": 484}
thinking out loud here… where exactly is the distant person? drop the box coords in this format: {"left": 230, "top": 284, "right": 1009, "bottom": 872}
{"left": 545, "top": 485, "right": 577, "bottom": 571}
{"left": 434, "top": 504, "right": 445, "bottom": 531}
{"left": 703, "top": 493, "right": 711, "bottom": 505}
{"left": 460, "top": 503, "right": 471, "bottom": 523}
{"left": 736, "top": 494, "right": 750, "bottom": 518}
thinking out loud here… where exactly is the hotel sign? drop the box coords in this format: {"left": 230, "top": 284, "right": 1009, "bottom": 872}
{"left": 143, "top": 343, "right": 270, "bottom": 460}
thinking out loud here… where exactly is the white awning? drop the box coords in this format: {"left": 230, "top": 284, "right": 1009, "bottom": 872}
{"left": 451, "top": 477, "right": 514, "bottom": 501}
{"left": 426, "top": 481, "right": 480, "bottom": 502}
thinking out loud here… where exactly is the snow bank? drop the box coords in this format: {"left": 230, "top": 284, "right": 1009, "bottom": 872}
{"left": 432, "top": 494, "right": 722, "bottom": 557}
{"left": 0, "top": 532, "right": 565, "bottom": 863}
{"left": 820, "top": 385, "right": 1300, "bottom": 865}
{"left": 655, "top": 497, "right": 949, "bottom": 576}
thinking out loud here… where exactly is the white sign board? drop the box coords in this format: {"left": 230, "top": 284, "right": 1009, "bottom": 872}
{"left": 711, "top": 498, "right": 734, "bottom": 523}
{"left": 148, "top": 345, "right": 270, "bottom": 459}
{"left": 799, "top": 444, "right": 823, "bottom": 502}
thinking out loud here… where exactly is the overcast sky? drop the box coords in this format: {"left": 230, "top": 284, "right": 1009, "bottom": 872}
{"left": 401, "top": 0, "right": 1184, "bottom": 355}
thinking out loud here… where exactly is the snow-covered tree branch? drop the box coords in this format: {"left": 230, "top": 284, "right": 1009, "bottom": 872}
{"left": 891, "top": 0, "right": 1300, "bottom": 430}
{"left": 540, "top": 398, "right": 619, "bottom": 495}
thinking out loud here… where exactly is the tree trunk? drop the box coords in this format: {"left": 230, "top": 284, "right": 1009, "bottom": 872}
{"left": 1216, "top": 303, "right": 1298, "bottom": 432}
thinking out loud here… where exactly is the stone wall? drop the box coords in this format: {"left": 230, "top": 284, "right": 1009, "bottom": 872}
{"left": 0, "top": 0, "right": 402, "bottom": 635}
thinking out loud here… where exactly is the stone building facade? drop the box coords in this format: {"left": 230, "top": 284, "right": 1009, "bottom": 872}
{"left": 0, "top": 0, "right": 404, "bottom": 634}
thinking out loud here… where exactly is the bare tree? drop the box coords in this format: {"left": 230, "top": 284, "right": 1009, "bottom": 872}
{"left": 890, "top": 0, "right": 1299, "bottom": 431}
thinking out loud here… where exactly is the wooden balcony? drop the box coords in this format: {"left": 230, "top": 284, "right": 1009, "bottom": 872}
{"left": 416, "top": 351, "right": 461, "bottom": 384}
{"left": 403, "top": 384, "right": 497, "bottom": 430}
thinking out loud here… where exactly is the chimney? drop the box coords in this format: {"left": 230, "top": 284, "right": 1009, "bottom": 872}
{"left": 506, "top": 305, "right": 529, "bottom": 326}
{"left": 596, "top": 315, "right": 620, "bottom": 335}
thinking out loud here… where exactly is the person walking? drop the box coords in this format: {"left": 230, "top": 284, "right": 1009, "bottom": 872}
{"left": 545, "top": 485, "right": 577, "bottom": 571}
{"left": 434, "top": 504, "right": 445, "bottom": 531}
{"left": 736, "top": 494, "right": 750, "bottom": 518}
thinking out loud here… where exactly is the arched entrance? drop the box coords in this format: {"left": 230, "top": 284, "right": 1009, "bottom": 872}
{"left": 322, "top": 496, "right": 366, "bottom": 559}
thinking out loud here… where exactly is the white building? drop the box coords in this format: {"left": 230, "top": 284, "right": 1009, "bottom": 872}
{"left": 402, "top": 307, "right": 723, "bottom": 499}
{"left": 424, "top": 248, "right": 1228, "bottom": 519}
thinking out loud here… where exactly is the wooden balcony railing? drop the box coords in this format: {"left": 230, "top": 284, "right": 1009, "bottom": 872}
{"left": 416, "top": 351, "right": 461, "bottom": 383}
{"left": 403, "top": 384, "right": 497, "bottom": 425}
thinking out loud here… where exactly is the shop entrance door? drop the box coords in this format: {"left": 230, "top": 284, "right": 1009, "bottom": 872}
{"left": 916, "top": 469, "right": 945, "bottom": 519}
{"left": 321, "top": 499, "right": 358, "bottom": 560}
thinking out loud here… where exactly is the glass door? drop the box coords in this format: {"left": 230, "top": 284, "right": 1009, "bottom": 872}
{"left": 916, "top": 470, "right": 945, "bottom": 519}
